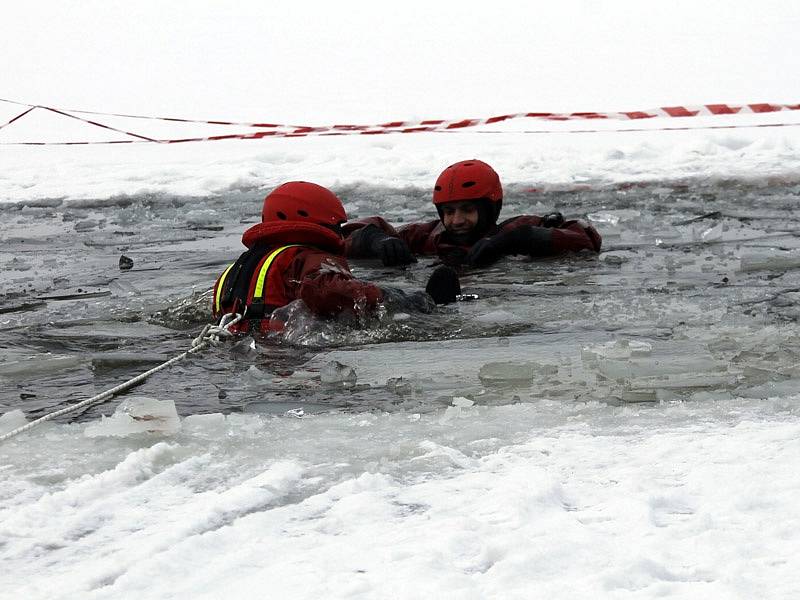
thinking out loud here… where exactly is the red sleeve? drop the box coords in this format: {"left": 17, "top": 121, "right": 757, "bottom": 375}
{"left": 551, "top": 220, "right": 602, "bottom": 253}
{"left": 342, "top": 216, "right": 400, "bottom": 237}
{"left": 396, "top": 221, "right": 440, "bottom": 254}
{"left": 499, "top": 216, "right": 602, "bottom": 255}
{"left": 299, "top": 272, "right": 383, "bottom": 317}
{"left": 284, "top": 249, "right": 383, "bottom": 317}
{"left": 344, "top": 217, "right": 441, "bottom": 257}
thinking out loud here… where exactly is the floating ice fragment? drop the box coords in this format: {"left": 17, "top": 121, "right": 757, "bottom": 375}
{"left": 320, "top": 360, "right": 357, "bottom": 386}
{"left": 108, "top": 279, "right": 139, "bottom": 297}
{"left": 587, "top": 210, "right": 639, "bottom": 225}
{"left": 91, "top": 352, "right": 169, "bottom": 370}
{"left": 183, "top": 413, "right": 226, "bottom": 430}
{"left": 479, "top": 361, "right": 554, "bottom": 385}
{"left": 243, "top": 365, "right": 270, "bottom": 388}
{"left": 735, "top": 379, "right": 800, "bottom": 399}
{"left": 475, "top": 310, "right": 521, "bottom": 324}
{"left": 699, "top": 222, "right": 723, "bottom": 242}
{"left": 602, "top": 254, "right": 629, "bottom": 265}
{"left": 285, "top": 408, "right": 305, "bottom": 418}
{"left": 386, "top": 377, "right": 413, "bottom": 395}
{"left": 739, "top": 252, "right": 800, "bottom": 273}
{"left": 74, "top": 219, "right": 98, "bottom": 232}
{"left": 581, "top": 339, "right": 652, "bottom": 364}
{"left": 0, "top": 409, "right": 29, "bottom": 434}
{"left": 439, "top": 406, "right": 462, "bottom": 423}
{"left": 452, "top": 396, "right": 474, "bottom": 407}
{"left": 626, "top": 372, "right": 740, "bottom": 391}
{"left": 588, "top": 212, "right": 620, "bottom": 226}
{"left": 185, "top": 209, "right": 221, "bottom": 230}
{"left": 0, "top": 354, "right": 82, "bottom": 378}
{"left": 84, "top": 396, "right": 181, "bottom": 437}
{"left": 230, "top": 336, "right": 257, "bottom": 357}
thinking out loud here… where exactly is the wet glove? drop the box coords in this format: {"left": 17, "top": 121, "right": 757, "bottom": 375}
{"left": 380, "top": 287, "right": 435, "bottom": 313}
{"left": 542, "top": 212, "right": 565, "bottom": 228}
{"left": 425, "top": 265, "right": 461, "bottom": 305}
{"left": 357, "top": 224, "right": 416, "bottom": 266}
{"left": 466, "top": 225, "right": 553, "bottom": 267}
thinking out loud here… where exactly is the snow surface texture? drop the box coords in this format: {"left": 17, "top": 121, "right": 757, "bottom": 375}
{"left": 3, "top": 2, "right": 800, "bottom": 599}
{"left": 2, "top": 406, "right": 800, "bottom": 600}
{"left": 2, "top": 1, "right": 800, "bottom": 203}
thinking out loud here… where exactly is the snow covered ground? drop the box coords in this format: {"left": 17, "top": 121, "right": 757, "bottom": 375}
{"left": 3, "top": 2, "right": 800, "bottom": 599}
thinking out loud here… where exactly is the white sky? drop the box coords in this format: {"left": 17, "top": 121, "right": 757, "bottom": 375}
{"left": 2, "top": 1, "right": 799, "bottom": 201}
{"left": 4, "top": 0, "right": 800, "bottom": 124}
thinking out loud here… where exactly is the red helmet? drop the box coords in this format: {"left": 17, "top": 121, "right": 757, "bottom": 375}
{"left": 261, "top": 181, "right": 347, "bottom": 226}
{"left": 433, "top": 160, "right": 502, "bottom": 206}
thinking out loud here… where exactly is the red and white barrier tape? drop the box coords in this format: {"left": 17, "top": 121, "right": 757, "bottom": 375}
{"left": 1, "top": 97, "right": 799, "bottom": 145}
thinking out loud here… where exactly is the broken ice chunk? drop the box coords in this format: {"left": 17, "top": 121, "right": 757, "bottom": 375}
{"left": 439, "top": 396, "right": 476, "bottom": 423}
{"left": 183, "top": 413, "right": 226, "bottom": 433}
{"left": 626, "top": 372, "right": 740, "bottom": 391}
{"left": 230, "top": 336, "right": 257, "bottom": 357}
{"left": 243, "top": 365, "right": 271, "bottom": 388}
{"left": 185, "top": 209, "right": 222, "bottom": 230}
{"left": 0, "top": 354, "right": 82, "bottom": 378}
{"left": 739, "top": 252, "right": 800, "bottom": 273}
{"left": 587, "top": 212, "right": 621, "bottom": 226}
{"left": 581, "top": 339, "right": 652, "bottom": 366}
{"left": 700, "top": 222, "right": 723, "bottom": 242}
{"left": 84, "top": 396, "right": 181, "bottom": 437}
{"left": 478, "top": 361, "right": 540, "bottom": 385}
{"left": 320, "top": 360, "right": 357, "bottom": 386}
{"left": 0, "top": 409, "right": 29, "bottom": 435}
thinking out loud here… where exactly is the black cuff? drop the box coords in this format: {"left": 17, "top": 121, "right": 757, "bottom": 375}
{"left": 524, "top": 226, "right": 554, "bottom": 257}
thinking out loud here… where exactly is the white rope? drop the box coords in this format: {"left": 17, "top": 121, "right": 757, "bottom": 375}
{"left": 0, "top": 313, "right": 244, "bottom": 443}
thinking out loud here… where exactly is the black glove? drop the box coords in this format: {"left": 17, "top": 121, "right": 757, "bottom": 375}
{"left": 375, "top": 236, "right": 415, "bottom": 266}
{"left": 542, "top": 212, "right": 565, "bottom": 228}
{"left": 356, "top": 224, "right": 415, "bottom": 266}
{"left": 466, "top": 225, "right": 553, "bottom": 267}
{"left": 425, "top": 265, "right": 461, "bottom": 305}
{"left": 380, "top": 287, "right": 434, "bottom": 313}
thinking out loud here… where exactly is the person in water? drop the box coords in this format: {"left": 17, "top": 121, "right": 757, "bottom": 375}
{"left": 345, "top": 159, "right": 602, "bottom": 266}
{"left": 212, "top": 181, "right": 461, "bottom": 334}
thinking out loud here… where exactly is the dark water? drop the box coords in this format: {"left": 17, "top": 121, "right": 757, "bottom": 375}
{"left": 2, "top": 179, "right": 800, "bottom": 421}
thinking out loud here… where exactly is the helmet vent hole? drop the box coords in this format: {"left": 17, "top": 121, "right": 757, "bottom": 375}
{"left": 276, "top": 211, "right": 287, "bottom": 220}
{"left": 462, "top": 181, "right": 476, "bottom": 188}
{"left": 434, "top": 185, "right": 442, "bottom": 191}
{"left": 463, "top": 162, "right": 474, "bottom": 166}
{"left": 297, "top": 209, "right": 309, "bottom": 217}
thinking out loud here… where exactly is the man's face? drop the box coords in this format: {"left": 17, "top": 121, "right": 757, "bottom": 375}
{"left": 441, "top": 201, "right": 479, "bottom": 237}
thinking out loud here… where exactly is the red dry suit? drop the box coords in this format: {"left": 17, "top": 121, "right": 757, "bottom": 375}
{"left": 212, "top": 220, "right": 382, "bottom": 334}
{"left": 345, "top": 214, "right": 602, "bottom": 264}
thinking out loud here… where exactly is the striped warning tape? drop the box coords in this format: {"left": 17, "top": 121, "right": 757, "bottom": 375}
{"left": 1, "top": 98, "right": 799, "bottom": 145}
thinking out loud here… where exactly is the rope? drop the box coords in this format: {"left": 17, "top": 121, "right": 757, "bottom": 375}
{"left": 2, "top": 96, "right": 800, "bottom": 145}
{"left": 0, "top": 313, "right": 243, "bottom": 443}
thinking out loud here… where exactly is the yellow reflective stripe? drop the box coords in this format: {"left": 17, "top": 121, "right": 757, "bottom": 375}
{"left": 213, "top": 263, "right": 235, "bottom": 314}
{"left": 253, "top": 245, "right": 302, "bottom": 301}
